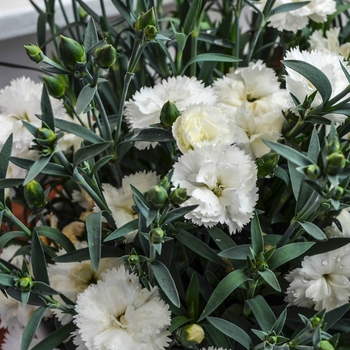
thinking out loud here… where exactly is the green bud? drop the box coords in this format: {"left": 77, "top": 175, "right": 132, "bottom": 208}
{"left": 178, "top": 324, "right": 205, "bottom": 347}
{"left": 310, "top": 316, "right": 322, "bottom": 330}
{"left": 24, "top": 179, "right": 46, "bottom": 212}
{"left": 328, "top": 136, "right": 341, "bottom": 154}
{"left": 331, "top": 186, "right": 344, "bottom": 200}
{"left": 18, "top": 276, "right": 34, "bottom": 292}
{"left": 318, "top": 340, "right": 335, "bottom": 350}
{"left": 78, "top": 6, "right": 88, "bottom": 20}
{"left": 265, "top": 335, "right": 277, "bottom": 345}
{"left": 305, "top": 164, "right": 321, "bottom": 180}
{"left": 59, "top": 35, "right": 86, "bottom": 70}
{"left": 146, "top": 185, "right": 169, "bottom": 209}
{"left": 134, "top": 8, "right": 156, "bottom": 31}
{"left": 170, "top": 188, "right": 187, "bottom": 205}
{"left": 326, "top": 153, "right": 346, "bottom": 175}
{"left": 158, "top": 176, "right": 171, "bottom": 191}
{"left": 37, "top": 127, "right": 57, "bottom": 146}
{"left": 256, "top": 152, "right": 279, "bottom": 177}
{"left": 24, "top": 44, "right": 43, "bottom": 63}
{"left": 150, "top": 227, "right": 165, "bottom": 244}
{"left": 43, "top": 76, "right": 66, "bottom": 99}
{"left": 144, "top": 25, "right": 158, "bottom": 40}
{"left": 95, "top": 44, "right": 118, "bottom": 69}
{"left": 160, "top": 101, "right": 180, "bottom": 128}
{"left": 128, "top": 254, "right": 140, "bottom": 265}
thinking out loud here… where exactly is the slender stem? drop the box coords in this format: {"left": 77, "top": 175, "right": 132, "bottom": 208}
{"left": 234, "top": 0, "right": 242, "bottom": 68}
{"left": 277, "top": 219, "right": 299, "bottom": 248}
{"left": 242, "top": 280, "right": 257, "bottom": 317}
{"left": 53, "top": 148, "right": 73, "bottom": 174}
{"left": 94, "top": 91, "right": 112, "bottom": 142}
{"left": 4, "top": 208, "right": 31, "bottom": 236}
{"left": 190, "top": 28, "right": 199, "bottom": 77}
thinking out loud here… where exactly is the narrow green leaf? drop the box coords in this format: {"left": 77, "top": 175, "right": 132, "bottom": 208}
{"left": 21, "top": 307, "right": 48, "bottom": 350}
{"left": 307, "top": 128, "right": 320, "bottom": 162}
{"left": 0, "top": 178, "right": 25, "bottom": 189}
{"left": 324, "top": 303, "right": 350, "bottom": 331}
{"left": 84, "top": 17, "right": 98, "bottom": 52}
{"left": 104, "top": 218, "right": 138, "bottom": 242}
{"left": 36, "top": 226, "right": 75, "bottom": 253}
{"left": 86, "top": 212, "right": 103, "bottom": 271}
{"left": 176, "top": 229, "right": 226, "bottom": 266}
{"left": 268, "top": 242, "right": 315, "bottom": 270}
{"left": 202, "top": 323, "right": 232, "bottom": 349}
{"left": 218, "top": 244, "right": 252, "bottom": 260}
{"left": 32, "top": 281, "right": 59, "bottom": 295}
{"left": 169, "top": 316, "right": 189, "bottom": 333}
{"left": 246, "top": 295, "right": 276, "bottom": 332}
{"left": 73, "top": 141, "right": 111, "bottom": 167}
{"left": 282, "top": 59, "right": 332, "bottom": 103}
{"left": 288, "top": 160, "right": 303, "bottom": 201}
{"left": 76, "top": 84, "right": 97, "bottom": 116}
{"left": 130, "top": 184, "right": 150, "bottom": 220}
{"left": 199, "top": 269, "right": 250, "bottom": 321}
{"left": 258, "top": 269, "right": 281, "bottom": 292}
{"left": 0, "top": 231, "right": 29, "bottom": 252}
{"left": 160, "top": 205, "right": 198, "bottom": 225}
{"left": 31, "top": 228, "right": 49, "bottom": 285}
{"left": 274, "top": 166, "right": 290, "bottom": 186}
{"left": 31, "top": 322, "right": 77, "bottom": 350}
{"left": 0, "top": 274, "right": 15, "bottom": 288}
{"left": 186, "top": 272, "right": 199, "bottom": 321}
{"left": 150, "top": 260, "right": 180, "bottom": 307}
{"left": 251, "top": 211, "right": 264, "bottom": 254}
{"left": 121, "top": 128, "right": 174, "bottom": 143}
{"left": 299, "top": 221, "right": 327, "bottom": 241}
{"left": 270, "top": 1, "right": 310, "bottom": 15}
{"left": 295, "top": 178, "right": 313, "bottom": 213}
{"left": 41, "top": 85, "right": 55, "bottom": 130}
{"left": 207, "top": 317, "right": 253, "bottom": 349}
{"left": 273, "top": 308, "right": 287, "bottom": 335}
{"left": 90, "top": 155, "right": 113, "bottom": 175}
{"left": 183, "top": 0, "right": 202, "bottom": 35}
{"left": 24, "top": 154, "right": 53, "bottom": 186}
{"left": 207, "top": 227, "right": 236, "bottom": 251}
{"left": 0, "top": 134, "right": 13, "bottom": 203}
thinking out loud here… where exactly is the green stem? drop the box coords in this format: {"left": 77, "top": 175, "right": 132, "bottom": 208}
{"left": 234, "top": 0, "right": 242, "bottom": 68}
{"left": 190, "top": 27, "right": 199, "bottom": 77}
{"left": 277, "top": 219, "right": 299, "bottom": 248}
{"left": 94, "top": 90, "right": 113, "bottom": 142}
{"left": 4, "top": 208, "right": 31, "bottom": 236}
{"left": 242, "top": 280, "right": 257, "bottom": 317}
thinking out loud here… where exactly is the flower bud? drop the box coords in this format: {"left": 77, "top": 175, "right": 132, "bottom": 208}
{"left": 128, "top": 254, "right": 140, "bottom": 265}
{"left": 170, "top": 188, "right": 187, "bottom": 205}
{"left": 158, "top": 176, "right": 171, "bottom": 191}
{"left": 305, "top": 164, "right": 321, "bottom": 180}
{"left": 144, "top": 25, "right": 158, "bottom": 40}
{"left": 331, "top": 186, "right": 344, "bottom": 200}
{"left": 160, "top": 101, "right": 180, "bottom": 128}
{"left": 265, "top": 335, "right": 277, "bottom": 345}
{"left": 256, "top": 152, "right": 279, "bottom": 177}
{"left": 59, "top": 35, "right": 86, "bottom": 70}
{"left": 328, "top": 136, "right": 341, "bottom": 154}
{"left": 150, "top": 227, "right": 165, "bottom": 244}
{"left": 24, "top": 179, "right": 46, "bottom": 212}
{"left": 178, "top": 324, "right": 205, "bottom": 347}
{"left": 43, "top": 76, "right": 66, "bottom": 99}
{"left": 24, "top": 44, "right": 43, "bottom": 63}
{"left": 95, "top": 44, "right": 118, "bottom": 69}
{"left": 37, "top": 128, "right": 57, "bottom": 146}
{"left": 134, "top": 8, "right": 156, "bottom": 31}
{"left": 18, "top": 276, "right": 34, "bottom": 292}
{"left": 326, "top": 153, "right": 346, "bottom": 175}
{"left": 318, "top": 340, "right": 335, "bottom": 350}
{"left": 78, "top": 6, "right": 87, "bottom": 20}
{"left": 146, "top": 185, "right": 168, "bottom": 209}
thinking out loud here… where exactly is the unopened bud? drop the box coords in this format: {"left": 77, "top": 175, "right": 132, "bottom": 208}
{"left": 144, "top": 25, "right": 158, "bottom": 40}
{"left": 256, "top": 152, "right": 279, "bottom": 177}
{"left": 331, "top": 186, "right": 344, "bottom": 200}
{"left": 59, "top": 35, "right": 86, "bottom": 70}
{"left": 24, "top": 44, "right": 43, "bottom": 63}
{"left": 305, "top": 164, "right": 321, "bottom": 180}
{"left": 328, "top": 136, "right": 341, "bottom": 154}
{"left": 37, "top": 128, "right": 57, "bottom": 146}
{"left": 43, "top": 76, "right": 66, "bottom": 99}
{"left": 326, "top": 153, "right": 346, "bottom": 175}
{"left": 134, "top": 8, "right": 156, "bottom": 31}
{"left": 318, "top": 340, "right": 335, "bottom": 350}
{"left": 265, "top": 335, "right": 277, "bottom": 345}
{"left": 160, "top": 101, "right": 180, "bottom": 128}
{"left": 78, "top": 6, "right": 88, "bottom": 20}
{"left": 128, "top": 254, "right": 140, "bottom": 265}
{"left": 170, "top": 188, "right": 187, "bottom": 205}
{"left": 178, "top": 324, "right": 205, "bottom": 347}
{"left": 95, "top": 44, "right": 118, "bottom": 69}
{"left": 150, "top": 227, "right": 165, "bottom": 244}
{"left": 24, "top": 180, "right": 46, "bottom": 212}
{"left": 19, "top": 277, "right": 34, "bottom": 292}
{"left": 146, "top": 185, "right": 168, "bottom": 209}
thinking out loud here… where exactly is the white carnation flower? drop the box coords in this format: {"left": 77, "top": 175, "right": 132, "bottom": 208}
{"left": 74, "top": 265, "right": 171, "bottom": 350}
{"left": 100, "top": 171, "right": 159, "bottom": 242}
{"left": 124, "top": 76, "right": 217, "bottom": 150}
{"left": 172, "top": 143, "right": 258, "bottom": 234}
{"left": 48, "top": 241, "right": 123, "bottom": 325}
{"left": 256, "top": 0, "right": 336, "bottom": 33}
{"left": 284, "top": 47, "right": 350, "bottom": 123}
{"left": 285, "top": 244, "right": 350, "bottom": 311}
{"left": 309, "top": 27, "right": 350, "bottom": 58}
{"left": 172, "top": 103, "right": 233, "bottom": 154}
{"left": 324, "top": 209, "right": 350, "bottom": 238}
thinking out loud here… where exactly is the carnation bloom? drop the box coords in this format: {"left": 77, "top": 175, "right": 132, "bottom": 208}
{"left": 284, "top": 47, "right": 350, "bottom": 123}
{"left": 47, "top": 241, "right": 123, "bottom": 325}
{"left": 100, "top": 171, "right": 159, "bottom": 242}
{"left": 308, "top": 27, "right": 350, "bottom": 58}
{"left": 172, "top": 143, "right": 258, "bottom": 234}
{"left": 255, "top": 0, "right": 336, "bottom": 33}
{"left": 74, "top": 265, "right": 171, "bottom": 350}
{"left": 285, "top": 244, "right": 350, "bottom": 311}
{"left": 172, "top": 103, "right": 233, "bottom": 154}
{"left": 324, "top": 209, "right": 350, "bottom": 238}
{"left": 213, "top": 61, "right": 286, "bottom": 158}
{"left": 124, "top": 76, "right": 217, "bottom": 149}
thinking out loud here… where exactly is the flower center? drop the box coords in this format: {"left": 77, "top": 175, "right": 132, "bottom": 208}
{"left": 213, "top": 183, "right": 225, "bottom": 197}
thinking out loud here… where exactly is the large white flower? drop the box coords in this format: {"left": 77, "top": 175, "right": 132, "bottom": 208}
{"left": 256, "top": 0, "right": 336, "bottom": 33}
{"left": 172, "top": 103, "right": 233, "bottom": 154}
{"left": 172, "top": 143, "right": 258, "bottom": 234}
{"left": 74, "top": 265, "right": 171, "bottom": 350}
{"left": 284, "top": 47, "right": 350, "bottom": 123}
{"left": 285, "top": 244, "right": 350, "bottom": 311}
{"left": 48, "top": 241, "right": 123, "bottom": 325}
{"left": 308, "top": 27, "right": 350, "bottom": 58}
{"left": 100, "top": 171, "right": 159, "bottom": 242}
{"left": 124, "top": 76, "right": 217, "bottom": 149}
{"left": 324, "top": 208, "right": 350, "bottom": 238}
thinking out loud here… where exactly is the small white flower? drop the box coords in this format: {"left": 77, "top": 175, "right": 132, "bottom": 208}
{"left": 324, "top": 208, "right": 350, "bottom": 238}
{"left": 48, "top": 241, "right": 123, "bottom": 325}
{"left": 172, "top": 103, "right": 233, "bottom": 154}
{"left": 284, "top": 47, "right": 350, "bottom": 123}
{"left": 285, "top": 244, "right": 350, "bottom": 311}
{"left": 309, "top": 27, "right": 350, "bottom": 58}
{"left": 124, "top": 76, "right": 217, "bottom": 150}
{"left": 256, "top": 0, "right": 336, "bottom": 33}
{"left": 172, "top": 143, "right": 258, "bottom": 234}
{"left": 74, "top": 265, "right": 171, "bottom": 350}
{"left": 100, "top": 171, "right": 159, "bottom": 242}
